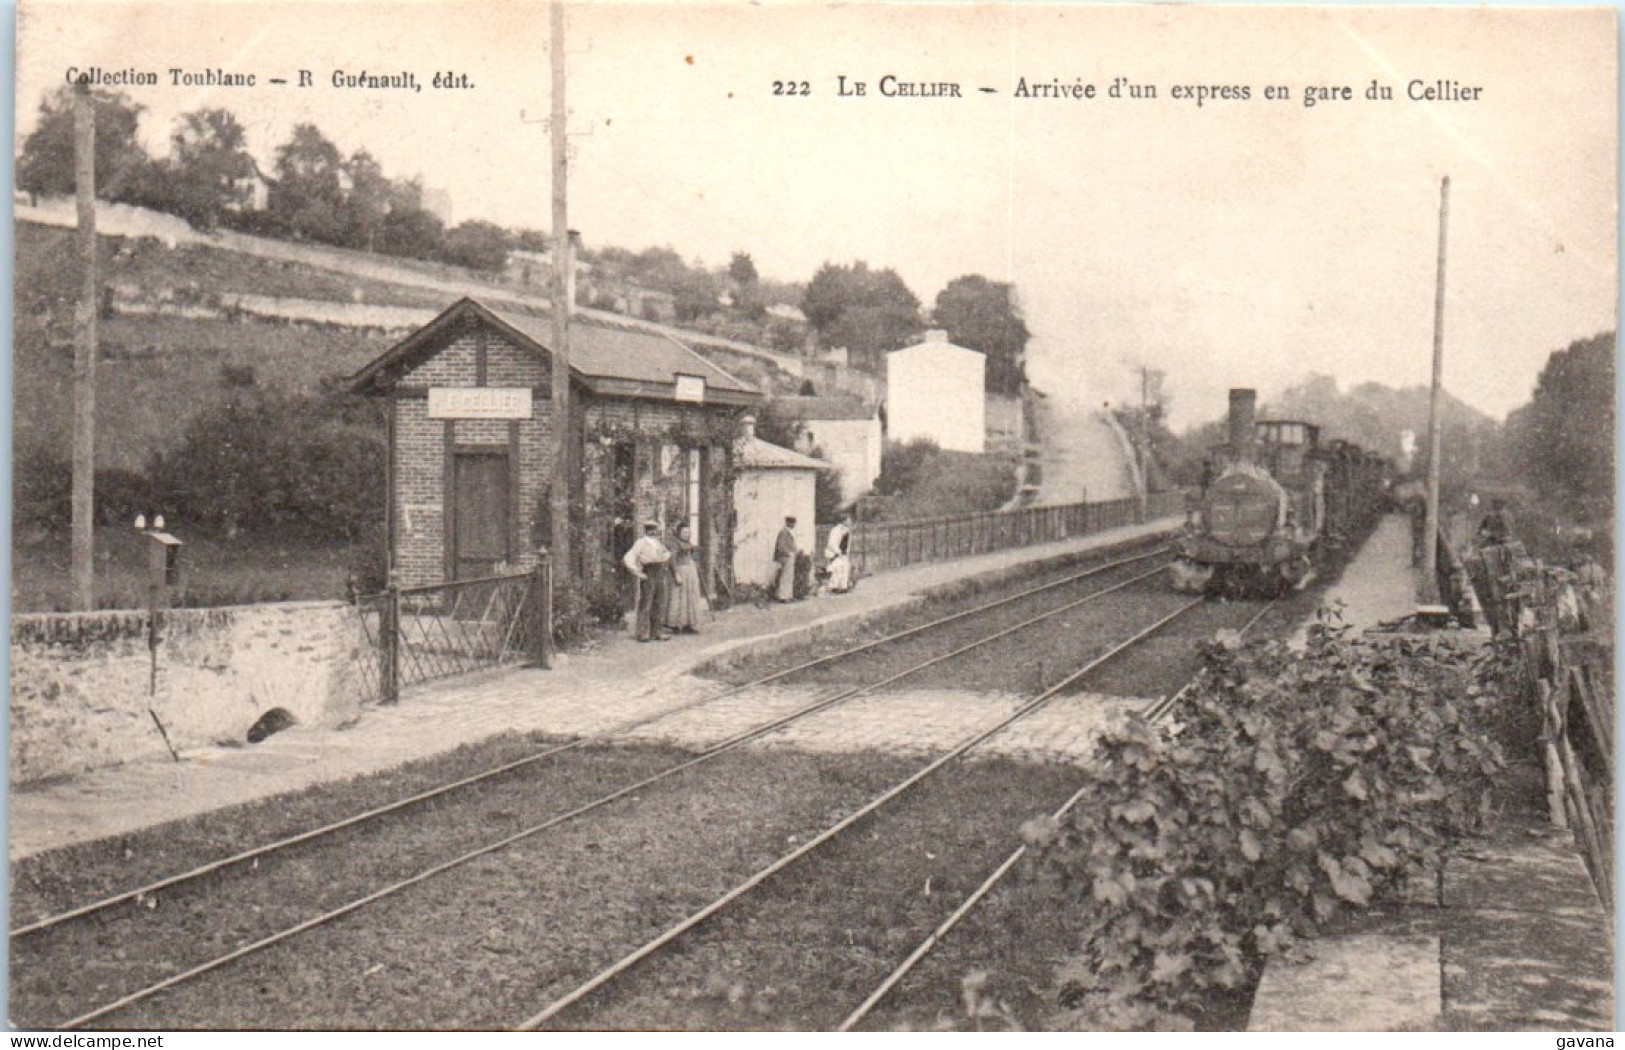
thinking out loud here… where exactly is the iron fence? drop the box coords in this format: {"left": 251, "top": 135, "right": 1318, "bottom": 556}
{"left": 356, "top": 556, "right": 553, "bottom": 704}
{"left": 815, "top": 491, "right": 1184, "bottom": 577}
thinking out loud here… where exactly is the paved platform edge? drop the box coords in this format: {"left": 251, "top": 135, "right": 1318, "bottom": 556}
{"left": 8, "top": 521, "right": 1180, "bottom": 862}
{"left": 687, "top": 525, "right": 1179, "bottom": 677}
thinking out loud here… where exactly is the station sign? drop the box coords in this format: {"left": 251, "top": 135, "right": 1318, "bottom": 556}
{"left": 427, "top": 387, "right": 533, "bottom": 420}
{"left": 674, "top": 374, "right": 707, "bottom": 404}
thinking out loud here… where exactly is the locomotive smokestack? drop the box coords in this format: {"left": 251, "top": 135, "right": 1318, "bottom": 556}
{"left": 1228, "top": 388, "right": 1257, "bottom": 460}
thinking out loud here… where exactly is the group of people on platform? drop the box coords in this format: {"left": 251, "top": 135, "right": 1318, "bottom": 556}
{"left": 771, "top": 514, "right": 855, "bottom": 601}
{"left": 621, "top": 520, "right": 705, "bottom": 643}
{"left": 621, "top": 513, "right": 857, "bottom": 642}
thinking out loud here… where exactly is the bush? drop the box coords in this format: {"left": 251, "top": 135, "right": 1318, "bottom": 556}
{"left": 584, "top": 576, "right": 630, "bottom": 626}
{"left": 94, "top": 467, "right": 157, "bottom": 527}
{"left": 1027, "top": 620, "right": 1504, "bottom": 1029}
{"left": 14, "top": 443, "right": 70, "bottom": 532}
{"left": 439, "top": 220, "right": 514, "bottom": 272}
{"left": 13, "top": 449, "right": 158, "bottom": 532}
{"left": 147, "top": 388, "right": 384, "bottom": 541}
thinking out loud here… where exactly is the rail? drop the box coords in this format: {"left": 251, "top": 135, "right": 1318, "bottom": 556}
{"left": 816, "top": 490, "right": 1183, "bottom": 576}
{"left": 356, "top": 555, "right": 553, "bottom": 704}
{"left": 1467, "top": 540, "right": 1613, "bottom": 910}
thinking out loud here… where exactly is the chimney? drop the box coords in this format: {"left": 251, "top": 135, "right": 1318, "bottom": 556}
{"left": 741, "top": 414, "right": 756, "bottom": 440}
{"left": 923, "top": 329, "right": 948, "bottom": 344}
{"left": 564, "top": 229, "right": 582, "bottom": 314}
{"left": 1228, "top": 388, "right": 1257, "bottom": 460}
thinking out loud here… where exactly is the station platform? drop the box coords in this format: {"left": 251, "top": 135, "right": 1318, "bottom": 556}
{"left": 1248, "top": 515, "right": 1614, "bottom": 1032}
{"left": 9, "top": 516, "right": 1182, "bottom": 861}
{"left": 1301, "top": 513, "right": 1422, "bottom": 634}
{"left": 11, "top": 513, "right": 1611, "bottom": 1031}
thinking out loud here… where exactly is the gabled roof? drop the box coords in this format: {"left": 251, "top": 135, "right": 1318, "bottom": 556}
{"left": 772, "top": 396, "right": 880, "bottom": 422}
{"left": 349, "top": 297, "right": 760, "bottom": 406}
{"left": 737, "top": 436, "right": 830, "bottom": 471}
{"left": 890, "top": 334, "right": 985, "bottom": 358}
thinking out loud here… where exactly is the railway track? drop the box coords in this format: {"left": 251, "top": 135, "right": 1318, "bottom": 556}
{"left": 12, "top": 542, "right": 1170, "bottom": 940}
{"left": 836, "top": 600, "right": 1279, "bottom": 1032}
{"left": 18, "top": 543, "right": 1180, "bottom": 1029}
{"left": 517, "top": 596, "right": 1210, "bottom": 1030}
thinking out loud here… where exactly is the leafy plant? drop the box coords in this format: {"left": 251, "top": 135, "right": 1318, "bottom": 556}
{"left": 1028, "top": 619, "right": 1505, "bottom": 1028}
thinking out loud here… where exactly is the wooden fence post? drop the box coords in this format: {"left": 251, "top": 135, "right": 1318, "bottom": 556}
{"left": 529, "top": 550, "right": 554, "bottom": 669}
{"left": 1537, "top": 677, "right": 1569, "bottom": 827}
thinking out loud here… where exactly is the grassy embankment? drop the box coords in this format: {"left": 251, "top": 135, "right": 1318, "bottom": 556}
{"left": 12, "top": 224, "right": 422, "bottom": 610}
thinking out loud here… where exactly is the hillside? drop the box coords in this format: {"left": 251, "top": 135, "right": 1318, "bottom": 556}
{"left": 1267, "top": 373, "right": 1499, "bottom": 479}
{"left": 14, "top": 217, "right": 806, "bottom": 472}
{"left": 15, "top": 225, "right": 397, "bottom": 471}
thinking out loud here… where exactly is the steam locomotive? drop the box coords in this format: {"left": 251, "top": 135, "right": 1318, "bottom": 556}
{"left": 1171, "top": 388, "right": 1389, "bottom": 596}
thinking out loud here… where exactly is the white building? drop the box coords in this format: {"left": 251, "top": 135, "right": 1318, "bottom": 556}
{"left": 732, "top": 418, "right": 829, "bottom": 587}
{"left": 886, "top": 330, "right": 986, "bottom": 453}
{"left": 775, "top": 396, "right": 883, "bottom": 506}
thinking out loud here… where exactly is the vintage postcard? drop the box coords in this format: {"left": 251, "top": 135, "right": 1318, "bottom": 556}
{"left": 9, "top": 0, "right": 1616, "bottom": 1034}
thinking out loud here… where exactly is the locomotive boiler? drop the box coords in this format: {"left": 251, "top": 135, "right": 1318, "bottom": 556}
{"left": 1172, "top": 388, "right": 1387, "bottom": 596}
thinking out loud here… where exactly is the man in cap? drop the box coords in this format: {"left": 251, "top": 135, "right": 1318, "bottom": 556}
{"left": 1477, "top": 498, "right": 1512, "bottom": 547}
{"left": 774, "top": 516, "right": 800, "bottom": 601}
{"left": 623, "top": 520, "right": 673, "bottom": 641}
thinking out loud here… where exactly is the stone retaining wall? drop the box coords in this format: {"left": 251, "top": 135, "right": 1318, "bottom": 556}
{"left": 10, "top": 602, "right": 370, "bottom": 786}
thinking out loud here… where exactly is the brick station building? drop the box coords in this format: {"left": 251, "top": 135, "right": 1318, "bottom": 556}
{"left": 350, "top": 297, "right": 761, "bottom": 596}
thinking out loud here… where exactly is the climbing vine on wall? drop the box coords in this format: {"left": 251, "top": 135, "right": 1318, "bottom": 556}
{"left": 583, "top": 408, "right": 747, "bottom": 456}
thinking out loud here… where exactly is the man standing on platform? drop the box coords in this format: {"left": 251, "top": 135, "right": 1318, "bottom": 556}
{"left": 1477, "top": 498, "right": 1512, "bottom": 547}
{"left": 623, "top": 520, "right": 673, "bottom": 641}
{"left": 774, "top": 516, "right": 799, "bottom": 602}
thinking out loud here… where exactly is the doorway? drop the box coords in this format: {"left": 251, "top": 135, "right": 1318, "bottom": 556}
{"left": 451, "top": 448, "right": 510, "bottom": 579}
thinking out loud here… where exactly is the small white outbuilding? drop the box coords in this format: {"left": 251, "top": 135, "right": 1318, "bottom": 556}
{"left": 886, "top": 330, "right": 986, "bottom": 453}
{"left": 731, "top": 417, "right": 830, "bottom": 587}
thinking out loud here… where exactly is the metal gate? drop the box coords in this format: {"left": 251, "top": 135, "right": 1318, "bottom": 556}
{"left": 356, "top": 557, "right": 553, "bottom": 704}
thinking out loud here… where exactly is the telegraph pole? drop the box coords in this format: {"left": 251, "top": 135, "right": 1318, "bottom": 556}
{"left": 548, "top": 0, "right": 572, "bottom": 585}
{"left": 1421, "top": 175, "right": 1450, "bottom": 605}
{"left": 72, "top": 86, "right": 99, "bottom": 610}
{"left": 1137, "top": 366, "right": 1151, "bottom": 518}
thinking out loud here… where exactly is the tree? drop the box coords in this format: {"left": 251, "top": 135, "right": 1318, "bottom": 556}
{"left": 801, "top": 262, "right": 922, "bottom": 371}
{"left": 728, "top": 251, "right": 760, "bottom": 287}
{"left": 375, "top": 177, "right": 445, "bottom": 260}
{"left": 341, "top": 149, "right": 392, "bottom": 251}
{"left": 932, "top": 275, "right": 1031, "bottom": 396}
{"left": 269, "top": 123, "right": 346, "bottom": 243}
{"left": 515, "top": 228, "right": 551, "bottom": 253}
{"left": 632, "top": 245, "right": 687, "bottom": 286}
{"left": 809, "top": 445, "right": 844, "bottom": 522}
{"left": 17, "top": 87, "right": 149, "bottom": 201}
{"left": 1506, "top": 332, "right": 1614, "bottom": 518}
{"left": 440, "top": 219, "right": 513, "bottom": 271}
{"left": 160, "top": 108, "right": 256, "bottom": 229}
{"left": 727, "top": 252, "right": 765, "bottom": 319}
{"left": 671, "top": 268, "right": 720, "bottom": 323}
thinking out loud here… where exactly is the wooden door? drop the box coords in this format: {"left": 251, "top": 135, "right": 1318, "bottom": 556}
{"left": 452, "top": 451, "right": 510, "bottom": 579}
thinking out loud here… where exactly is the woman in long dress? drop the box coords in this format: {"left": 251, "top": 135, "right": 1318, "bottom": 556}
{"left": 825, "top": 515, "right": 854, "bottom": 593}
{"left": 665, "top": 522, "right": 704, "bottom": 633}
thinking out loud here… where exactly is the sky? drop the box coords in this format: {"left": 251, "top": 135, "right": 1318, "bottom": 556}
{"left": 14, "top": 1, "right": 1618, "bottom": 429}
